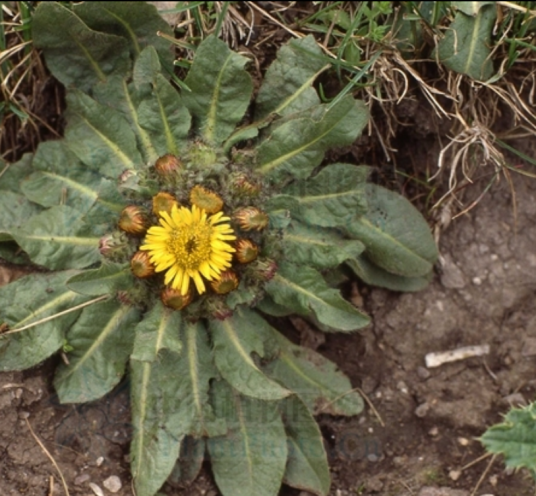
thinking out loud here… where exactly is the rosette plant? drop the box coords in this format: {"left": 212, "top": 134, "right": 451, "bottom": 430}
{"left": 0, "top": 3, "right": 438, "bottom": 496}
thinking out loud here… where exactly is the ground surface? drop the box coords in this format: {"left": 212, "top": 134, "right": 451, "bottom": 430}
{"left": 1, "top": 146, "right": 535, "bottom": 496}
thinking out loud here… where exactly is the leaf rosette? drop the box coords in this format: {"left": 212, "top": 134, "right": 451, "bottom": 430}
{"left": 0, "top": 3, "right": 438, "bottom": 496}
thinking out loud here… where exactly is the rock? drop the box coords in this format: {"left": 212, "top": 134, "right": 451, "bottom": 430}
{"left": 103, "top": 475, "right": 122, "bottom": 493}
{"left": 418, "top": 487, "right": 469, "bottom": 496}
{"left": 440, "top": 255, "right": 466, "bottom": 289}
{"left": 502, "top": 392, "right": 526, "bottom": 407}
{"left": 74, "top": 473, "right": 90, "bottom": 485}
{"left": 417, "top": 366, "right": 431, "bottom": 380}
{"left": 415, "top": 402, "right": 429, "bottom": 418}
{"left": 89, "top": 483, "right": 105, "bottom": 496}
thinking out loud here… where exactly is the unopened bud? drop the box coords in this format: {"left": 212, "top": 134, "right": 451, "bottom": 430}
{"left": 190, "top": 185, "right": 224, "bottom": 214}
{"left": 161, "top": 286, "right": 193, "bottom": 310}
{"left": 210, "top": 270, "right": 239, "bottom": 294}
{"left": 130, "top": 251, "right": 155, "bottom": 278}
{"left": 235, "top": 239, "right": 258, "bottom": 264}
{"left": 234, "top": 207, "right": 269, "bottom": 231}
{"left": 155, "top": 154, "right": 181, "bottom": 176}
{"left": 118, "top": 205, "right": 149, "bottom": 235}
{"left": 252, "top": 258, "right": 278, "bottom": 281}
{"left": 152, "top": 192, "right": 179, "bottom": 216}
{"left": 229, "top": 173, "right": 261, "bottom": 197}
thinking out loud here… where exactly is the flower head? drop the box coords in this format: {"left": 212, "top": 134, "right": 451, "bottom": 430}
{"left": 140, "top": 204, "right": 236, "bottom": 295}
{"left": 118, "top": 205, "right": 148, "bottom": 235}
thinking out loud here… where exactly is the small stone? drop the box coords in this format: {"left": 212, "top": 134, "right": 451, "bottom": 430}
{"left": 89, "top": 483, "right": 105, "bottom": 496}
{"left": 18, "top": 411, "right": 30, "bottom": 419}
{"left": 449, "top": 469, "right": 461, "bottom": 481}
{"left": 397, "top": 381, "right": 409, "bottom": 394}
{"left": 417, "top": 366, "right": 431, "bottom": 380}
{"left": 472, "top": 276, "right": 482, "bottom": 285}
{"left": 489, "top": 474, "right": 498, "bottom": 486}
{"left": 103, "top": 475, "right": 122, "bottom": 493}
{"left": 74, "top": 473, "right": 90, "bottom": 485}
{"left": 418, "top": 487, "right": 469, "bottom": 496}
{"left": 415, "top": 402, "right": 430, "bottom": 418}
{"left": 428, "top": 426, "right": 439, "bottom": 437}
{"left": 96, "top": 456, "right": 104, "bottom": 467}
{"left": 367, "top": 453, "right": 380, "bottom": 462}
{"left": 440, "top": 255, "right": 466, "bottom": 289}
{"left": 522, "top": 337, "right": 536, "bottom": 356}
{"left": 457, "top": 437, "right": 470, "bottom": 446}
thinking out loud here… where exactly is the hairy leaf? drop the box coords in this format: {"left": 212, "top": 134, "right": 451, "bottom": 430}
{"left": 65, "top": 90, "right": 142, "bottom": 177}
{"left": 12, "top": 206, "right": 103, "bottom": 270}
{"left": 283, "top": 163, "right": 369, "bottom": 227}
{"left": 130, "top": 350, "right": 188, "bottom": 496}
{"left": 210, "top": 308, "right": 290, "bottom": 400}
{"left": 0, "top": 191, "right": 42, "bottom": 242}
{"left": 283, "top": 220, "right": 365, "bottom": 269}
{"left": 346, "top": 184, "right": 438, "bottom": 277}
{"left": 255, "top": 35, "right": 327, "bottom": 119}
{"left": 183, "top": 35, "right": 253, "bottom": 145}
{"left": 280, "top": 395, "right": 330, "bottom": 496}
{"left": 265, "top": 332, "right": 363, "bottom": 416}
{"left": 436, "top": 5, "right": 495, "bottom": 81}
{"left": 0, "top": 271, "right": 88, "bottom": 371}
{"left": 0, "top": 154, "right": 33, "bottom": 193}
{"left": 66, "top": 262, "right": 134, "bottom": 296}
{"left": 167, "top": 437, "right": 206, "bottom": 487}
{"left": 209, "top": 383, "right": 288, "bottom": 496}
{"left": 256, "top": 97, "right": 368, "bottom": 182}
{"left": 54, "top": 300, "right": 140, "bottom": 403}
{"left": 32, "top": 2, "right": 130, "bottom": 92}
{"left": 265, "top": 262, "right": 370, "bottom": 331}
{"left": 346, "top": 255, "right": 433, "bottom": 292}
{"left": 132, "top": 302, "right": 183, "bottom": 362}
{"left": 481, "top": 402, "right": 536, "bottom": 472}
{"left": 73, "top": 1, "right": 174, "bottom": 72}
{"left": 452, "top": 1, "right": 495, "bottom": 16}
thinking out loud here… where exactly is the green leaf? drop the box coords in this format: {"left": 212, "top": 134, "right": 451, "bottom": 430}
{"left": 66, "top": 262, "right": 134, "bottom": 296}
{"left": 72, "top": 1, "right": 174, "bottom": 72}
{"left": 65, "top": 90, "right": 143, "bottom": 177}
{"left": 178, "top": 320, "right": 226, "bottom": 438}
{"left": 183, "top": 35, "right": 253, "bottom": 145}
{"left": 130, "top": 351, "right": 187, "bottom": 496}
{"left": 209, "top": 307, "right": 290, "bottom": 401}
{"left": 137, "top": 73, "right": 191, "bottom": 157}
{"left": 283, "top": 163, "right": 369, "bottom": 227}
{"left": 452, "top": 1, "right": 495, "bottom": 16}
{"left": 0, "top": 191, "right": 42, "bottom": 242}
{"left": 280, "top": 395, "right": 330, "bottom": 496}
{"left": 346, "top": 255, "right": 432, "bottom": 292}
{"left": 132, "top": 302, "right": 182, "bottom": 362}
{"left": 208, "top": 383, "right": 288, "bottom": 496}
{"left": 11, "top": 205, "right": 103, "bottom": 270}
{"left": 283, "top": 220, "right": 365, "bottom": 269}
{"left": 345, "top": 184, "right": 438, "bottom": 277}
{"left": 436, "top": 5, "right": 496, "bottom": 81}
{"left": 0, "top": 271, "right": 89, "bottom": 371}
{"left": 0, "top": 153, "right": 33, "bottom": 193}
{"left": 256, "top": 295, "right": 294, "bottom": 318}
{"left": 481, "top": 401, "right": 536, "bottom": 472}
{"left": 255, "top": 35, "right": 327, "bottom": 119}
{"left": 167, "top": 437, "right": 205, "bottom": 487}
{"left": 265, "top": 332, "right": 363, "bottom": 416}
{"left": 265, "top": 262, "right": 370, "bottom": 331}
{"left": 32, "top": 2, "right": 130, "bottom": 92}
{"left": 54, "top": 300, "right": 140, "bottom": 403}
{"left": 256, "top": 97, "right": 368, "bottom": 182}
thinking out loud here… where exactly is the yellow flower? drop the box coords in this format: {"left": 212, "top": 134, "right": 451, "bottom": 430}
{"left": 140, "top": 204, "right": 236, "bottom": 295}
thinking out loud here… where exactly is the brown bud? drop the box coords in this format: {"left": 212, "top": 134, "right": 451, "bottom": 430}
{"left": 234, "top": 207, "right": 269, "bottom": 231}
{"left": 161, "top": 286, "right": 193, "bottom": 311}
{"left": 130, "top": 251, "right": 155, "bottom": 278}
{"left": 235, "top": 239, "right": 258, "bottom": 264}
{"left": 152, "top": 192, "right": 179, "bottom": 216}
{"left": 155, "top": 154, "right": 181, "bottom": 176}
{"left": 252, "top": 258, "right": 278, "bottom": 281}
{"left": 207, "top": 298, "right": 233, "bottom": 320}
{"left": 190, "top": 185, "right": 224, "bottom": 214}
{"left": 210, "top": 270, "right": 239, "bottom": 294}
{"left": 118, "top": 205, "right": 148, "bottom": 236}
{"left": 230, "top": 173, "right": 261, "bottom": 197}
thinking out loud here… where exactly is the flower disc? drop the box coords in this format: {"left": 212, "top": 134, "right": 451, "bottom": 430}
{"left": 140, "top": 204, "right": 236, "bottom": 295}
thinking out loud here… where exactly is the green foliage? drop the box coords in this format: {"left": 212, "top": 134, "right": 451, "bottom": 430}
{"left": 0, "top": 3, "right": 439, "bottom": 496}
{"left": 481, "top": 401, "right": 536, "bottom": 475}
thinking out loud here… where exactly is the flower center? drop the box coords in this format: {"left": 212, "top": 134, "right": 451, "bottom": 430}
{"left": 168, "top": 222, "right": 212, "bottom": 269}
